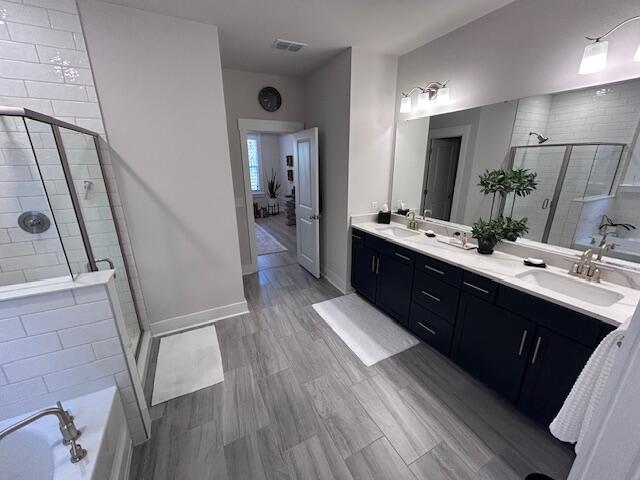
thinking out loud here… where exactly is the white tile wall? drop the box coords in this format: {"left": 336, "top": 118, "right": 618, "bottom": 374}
{"left": 0, "top": 0, "right": 148, "bottom": 346}
{"left": 0, "top": 280, "right": 146, "bottom": 443}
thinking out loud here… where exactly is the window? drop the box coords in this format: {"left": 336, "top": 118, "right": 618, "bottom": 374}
{"left": 247, "top": 134, "right": 262, "bottom": 193}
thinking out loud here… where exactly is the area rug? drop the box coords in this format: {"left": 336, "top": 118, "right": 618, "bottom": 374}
{"left": 255, "top": 224, "right": 288, "bottom": 255}
{"left": 312, "top": 294, "right": 419, "bottom": 366}
{"left": 152, "top": 325, "right": 224, "bottom": 405}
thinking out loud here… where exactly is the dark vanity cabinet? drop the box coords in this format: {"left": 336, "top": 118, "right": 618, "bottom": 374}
{"left": 350, "top": 226, "right": 616, "bottom": 425}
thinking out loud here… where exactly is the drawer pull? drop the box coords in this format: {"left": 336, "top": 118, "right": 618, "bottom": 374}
{"left": 417, "top": 322, "right": 437, "bottom": 335}
{"left": 352, "top": 234, "right": 362, "bottom": 240}
{"left": 420, "top": 290, "right": 441, "bottom": 302}
{"left": 531, "top": 337, "right": 542, "bottom": 364}
{"left": 371, "top": 256, "right": 375, "bottom": 273}
{"left": 518, "top": 330, "right": 528, "bottom": 356}
{"left": 425, "top": 265, "right": 444, "bottom": 275}
{"left": 376, "top": 257, "right": 380, "bottom": 275}
{"left": 463, "top": 281, "right": 490, "bottom": 295}
{"left": 395, "top": 252, "right": 411, "bottom": 261}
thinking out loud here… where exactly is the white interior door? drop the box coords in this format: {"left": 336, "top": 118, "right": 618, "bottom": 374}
{"left": 293, "top": 128, "right": 320, "bottom": 278}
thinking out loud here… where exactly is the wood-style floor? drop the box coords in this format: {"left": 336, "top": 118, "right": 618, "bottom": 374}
{"left": 130, "top": 218, "right": 575, "bottom": 480}
{"left": 256, "top": 213, "right": 298, "bottom": 271}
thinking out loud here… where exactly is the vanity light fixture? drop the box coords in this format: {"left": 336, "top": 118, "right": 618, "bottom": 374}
{"left": 579, "top": 15, "right": 640, "bottom": 74}
{"left": 400, "top": 82, "right": 449, "bottom": 112}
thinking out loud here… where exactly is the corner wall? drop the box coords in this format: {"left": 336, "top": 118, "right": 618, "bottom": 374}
{"left": 78, "top": 0, "right": 246, "bottom": 332}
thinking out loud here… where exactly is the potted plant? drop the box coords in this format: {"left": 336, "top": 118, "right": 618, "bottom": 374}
{"left": 507, "top": 168, "right": 537, "bottom": 217}
{"left": 266, "top": 169, "right": 280, "bottom": 207}
{"left": 472, "top": 217, "right": 505, "bottom": 254}
{"left": 478, "top": 169, "right": 512, "bottom": 221}
{"left": 502, "top": 216, "right": 530, "bottom": 242}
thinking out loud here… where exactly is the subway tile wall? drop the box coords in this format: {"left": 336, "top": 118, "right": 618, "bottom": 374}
{"left": 509, "top": 79, "right": 640, "bottom": 248}
{"left": 0, "top": 0, "right": 148, "bottom": 342}
{"left": 0, "top": 281, "right": 146, "bottom": 442}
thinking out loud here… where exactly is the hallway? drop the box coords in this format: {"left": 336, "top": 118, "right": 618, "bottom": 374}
{"left": 256, "top": 211, "right": 298, "bottom": 271}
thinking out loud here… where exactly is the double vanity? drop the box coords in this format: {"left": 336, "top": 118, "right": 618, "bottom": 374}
{"left": 351, "top": 219, "right": 639, "bottom": 424}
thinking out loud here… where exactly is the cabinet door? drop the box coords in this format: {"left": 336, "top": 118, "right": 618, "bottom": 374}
{"left": 376, "top": 255, "right": 413, "bottom": 326}
{"left": 453, "top": 293, "right": 534, "bottom": 402}
{"left": 518, "top": 327, "right": 593, "bottom": 424}
{"left": 351, "top": 241, "right": 377, "bottom": 303}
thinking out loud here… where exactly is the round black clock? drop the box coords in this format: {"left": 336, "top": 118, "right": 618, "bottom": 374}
{"left": 258, "top": 86, "right": 282, "bottom": 112}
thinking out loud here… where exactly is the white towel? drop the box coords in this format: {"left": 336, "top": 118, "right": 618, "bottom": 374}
{"left": 549, "top": 318, "right": 629, "bottom": 453}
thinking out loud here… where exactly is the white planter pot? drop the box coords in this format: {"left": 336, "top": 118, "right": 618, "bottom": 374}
{"left": 268, "top": 198, "right": 277, "bottom": 207}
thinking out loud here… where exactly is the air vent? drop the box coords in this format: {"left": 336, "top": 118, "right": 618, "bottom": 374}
{"left": 272, "top": 38, "right": 307, "bottom": 52}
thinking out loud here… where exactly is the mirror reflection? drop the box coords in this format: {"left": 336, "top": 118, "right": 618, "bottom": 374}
{"left": 392, "top": 78, "right": 640, "bottom": 265}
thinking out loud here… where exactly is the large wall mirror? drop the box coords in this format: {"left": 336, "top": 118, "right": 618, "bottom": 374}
{"left": 391, "top": 77, "right": 640, "bottom": 266}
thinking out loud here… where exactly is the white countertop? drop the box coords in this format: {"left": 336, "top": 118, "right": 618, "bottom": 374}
{"left": 353, "top": 221, "right": 639, "bottom": 327}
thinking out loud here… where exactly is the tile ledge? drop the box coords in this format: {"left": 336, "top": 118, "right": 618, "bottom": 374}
{"left": 0, "top": 270, "right": 114, "bottom": 302}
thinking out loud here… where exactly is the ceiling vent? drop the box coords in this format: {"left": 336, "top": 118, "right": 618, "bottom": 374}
{"left": 272, "top": 38, "right": 307, "bottom": 52}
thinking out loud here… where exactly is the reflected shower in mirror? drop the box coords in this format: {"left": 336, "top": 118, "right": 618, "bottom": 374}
{"left": 391, "top": 77, "right": 640, "bottom": 266}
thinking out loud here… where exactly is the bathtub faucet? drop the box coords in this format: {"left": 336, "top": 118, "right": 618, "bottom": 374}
{"left": 0, "top": 401, "right": 87, "bottom": 463}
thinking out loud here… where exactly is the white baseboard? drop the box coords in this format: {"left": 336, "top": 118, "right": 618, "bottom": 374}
{"left": 321, "top": 265, "right": 349, "bottom": 295}
{"left": 242, "top": 263, "right": 257, "bottom": 275}
{"left": 149, "top": 300, "right": 249, "bottom": 337}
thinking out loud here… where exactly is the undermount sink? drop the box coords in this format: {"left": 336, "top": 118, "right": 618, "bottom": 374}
{"left": 515, "top": 269, "right": 624, "bottom": 307}
{"left": 376, "top": 226, "right": 420, "bottom": 239}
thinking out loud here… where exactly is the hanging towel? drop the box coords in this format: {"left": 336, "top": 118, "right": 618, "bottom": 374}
{"left": 549, "top": 316, "right": 630, "bottom": 453}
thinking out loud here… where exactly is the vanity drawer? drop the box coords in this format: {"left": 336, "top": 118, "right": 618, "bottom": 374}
{"left": 497, "top": 286, "right": 604, "bottom": 347}
{"left": 462, "top": 271, "right": 499, "bottom": 303}
{"left": 415, "top": 253, "right": 463, "bottom": 288}
{"left": 412, "top": 271, "right": 460, "bottom": 323}
{"left": 351, "top": 228, "right": 366, "bottom": 244}
{"left": 409, "top": 302, "right": 454, "bottom": 356}
{"left": 366, "top": 234, "right": 415, "bottom": 265}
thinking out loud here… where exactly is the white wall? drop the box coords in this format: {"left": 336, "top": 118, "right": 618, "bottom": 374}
{"left": 347, "top": 49, "right": 398, "bottom": 216}
{"left": 279, "top": 133, "right": 295, "bottom": 196}
{"left": 396, "top": 0, "right": 640, "bottom": 122}
{"left": 78, "top": 0, "right": 246, "bottom": 331}
{"left": 391, "top": 117, "right": 430, "bottom": 211}
{"left": 222, "top": 69, "right": 305, "bottom": 267}
{"left": 303, "top": 50, "right": 352, "bottom": 291}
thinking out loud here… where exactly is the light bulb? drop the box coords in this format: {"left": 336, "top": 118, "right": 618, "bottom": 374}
{"left": 579, "top": 41, "right": 608, "bottom": 74}
{"left": 417, "top": 91, "right": 430, "bottom": 110}
{"left": 634, "top": 42, "right": 640, "bottom": 62}
{"left": 436, "top": 87, "right": 450, "bottom": 105}
{"left": 400, "top": 96, "right": 412, "bottom": 113}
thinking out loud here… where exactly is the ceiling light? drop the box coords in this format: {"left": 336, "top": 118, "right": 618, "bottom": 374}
{"left": 579, "top": 41, "right": 608, "bottom": 74}
{"left": 580, "top": 16, "right": 640, "bottom": 74}
{"left": 400, "top": 96, "right": 412, "bottom": 113}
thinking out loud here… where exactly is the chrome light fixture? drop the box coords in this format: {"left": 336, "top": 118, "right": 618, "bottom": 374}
{"left": 579, "top": 15, "right": 640, "bottom": 74}
{"left": 399, "top": 82, "right": 449, "bottom": 113}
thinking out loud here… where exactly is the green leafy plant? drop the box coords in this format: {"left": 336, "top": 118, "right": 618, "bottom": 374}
{"left": 471, "top": 217, "right": 506, "bottom": 254}
{"left": 508, "top": 168, "right": 537, "bottom": 217}
{"left": 266, "top": 169, "right": 280, "bottom": 199}
{"left": 502, "top": 216, "right": 530, "bottom": 242}
{"left": 478, "top": 169, "right": 513, "bottom": 220}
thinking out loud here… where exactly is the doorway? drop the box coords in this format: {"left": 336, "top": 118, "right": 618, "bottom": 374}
{"left": 238, "top": 120, "right": 320, "bottom": 277}
{"left": 422, "top": 136, "right": 462, "bottom": 221}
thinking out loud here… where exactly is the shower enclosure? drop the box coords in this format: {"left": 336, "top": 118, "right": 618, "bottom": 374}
{"left": 0, "top": 107, "right": 144, "bottom": 357}
{"left": 502, "top": 142, "right": 625, "bottom": 246}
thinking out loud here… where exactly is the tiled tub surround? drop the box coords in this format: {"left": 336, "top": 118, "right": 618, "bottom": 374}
{"left": 0, "top": 270, "right": 150, "bottom": 443}
{"left": 0, "top": 0, "right": 149, "bottom": 344}
{"left": 351, "top": 215, "right": 640, "bottom": 326}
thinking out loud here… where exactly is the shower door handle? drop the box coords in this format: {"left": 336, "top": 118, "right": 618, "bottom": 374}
{"left": 95, "top": 258, "right": 115, "bottom": 277}
{"left": 541, "top": 198, "right": 550, "bottom": 210}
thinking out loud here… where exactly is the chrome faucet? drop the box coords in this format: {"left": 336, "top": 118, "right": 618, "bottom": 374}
{"left": 568, "top": 249, "right": 602, "bottom": 282}
{"left": 407, "top": 211, "right": 419, "bottom": 230}
{"left": 0, "top": 401, "right": 87, "bottom": 463}
{"left": 596, "top": 243, "right": 613, "bottom": 262}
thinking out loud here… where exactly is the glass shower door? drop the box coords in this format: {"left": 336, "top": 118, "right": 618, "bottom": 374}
{"left": 506, "top": 146, "right": 568, "bottom": 242}
{"left": 57, "top": 127, "right": 142, "bottom": 352}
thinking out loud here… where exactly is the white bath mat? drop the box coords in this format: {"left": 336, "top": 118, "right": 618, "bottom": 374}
{"left": 152, "top": 325, "right": 224, "bottom": 405}
{"left": 312, "top": 294, "right": 419, "bottom": 367}
{"left": 255, "top": 224, "right": 288, "bottom": 255}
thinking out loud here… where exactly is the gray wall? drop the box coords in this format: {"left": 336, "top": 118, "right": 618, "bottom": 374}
{"left": 79, "top": 0, "right": 246, "bottom": 331}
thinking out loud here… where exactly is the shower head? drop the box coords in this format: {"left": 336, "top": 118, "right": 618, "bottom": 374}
{"left": 529, "top": 131, "right": 549, "bottom": 144}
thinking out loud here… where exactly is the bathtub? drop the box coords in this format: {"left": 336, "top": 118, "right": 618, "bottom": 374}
{"left": 575, "top": 235, "right": 640, "bottom": 263}
{"left": 0, "top": 387, "right": 131, "bottom": 480}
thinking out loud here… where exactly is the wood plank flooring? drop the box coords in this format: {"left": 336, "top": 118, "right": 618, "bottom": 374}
{"left": 130, "top": 220, "right": 575, "bottom": 479}
{"left": 256, "top": 213, "right": 298, "bottom": 271}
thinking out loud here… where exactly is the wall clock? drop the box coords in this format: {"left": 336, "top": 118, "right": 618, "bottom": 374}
{"left": 258, "top": 86, "right": 282, "bottom": 112}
